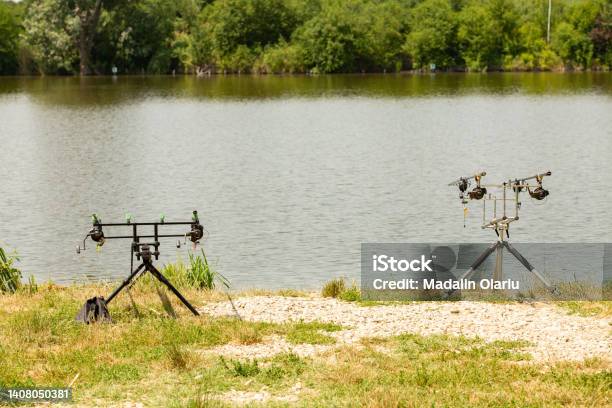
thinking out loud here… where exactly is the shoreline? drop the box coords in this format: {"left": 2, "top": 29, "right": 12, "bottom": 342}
{"left": 1, "top": 70, "right": 611, "bottom": 79}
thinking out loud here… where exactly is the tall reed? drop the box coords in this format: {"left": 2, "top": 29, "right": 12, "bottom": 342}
{"left": 0, "top": 247, "right": 21, "bottom": 293}
{"left": 187, "top": 248, "right": 229, "bottom": 290}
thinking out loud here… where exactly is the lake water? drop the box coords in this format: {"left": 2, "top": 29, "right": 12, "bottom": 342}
{"left": 0, "top": 73, "right": 611, "bottom": 289}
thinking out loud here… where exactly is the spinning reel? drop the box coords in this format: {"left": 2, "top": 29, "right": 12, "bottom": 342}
{"left": 176, "top": 211, "right": 204, "bottom": 249}
{"left": 448, "top": 172, "right": 487, "bottom": 205}
{"left": 76, "top": 214, "right": 105, "bottom": 253}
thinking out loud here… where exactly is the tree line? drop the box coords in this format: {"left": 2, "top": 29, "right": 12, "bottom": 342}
{"left": 0, "top": 0, "right": 610, "bottom": 76}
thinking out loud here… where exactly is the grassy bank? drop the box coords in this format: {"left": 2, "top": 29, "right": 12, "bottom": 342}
{"left": 0, "top": 282, "right": 610, "bottom": 407}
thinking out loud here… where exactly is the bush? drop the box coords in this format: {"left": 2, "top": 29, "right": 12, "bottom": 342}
{"left": 321, "top": 277, "right": 345, "bottom": 298}
{"left": 322, "top": 278, "right": 361, "bottom": 301}
{"left": 553, "top": 22, "right": 594, "bottom": 69}
{"left": 257, "top": 40, "right": 305, "bottom": 73}
{"left": 217, "top": 45, "right": 257, "bottom": 73}
{"left": 339, "top": 283, "right": 361, "bottom": 302}
{"left": 0, "top": 247, "right": 21, "bottom": 293}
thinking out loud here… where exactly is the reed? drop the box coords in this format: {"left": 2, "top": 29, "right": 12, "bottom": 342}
{"left": 0, "top": 246, "right": 21, "bottom": 293}
{"left": 187, "top": 248, "right": 229, "bottom": 290}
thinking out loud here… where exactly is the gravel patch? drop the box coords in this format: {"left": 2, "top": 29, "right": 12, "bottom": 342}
{"left": 200, "top": 296, "right": 611, "bottom": 362}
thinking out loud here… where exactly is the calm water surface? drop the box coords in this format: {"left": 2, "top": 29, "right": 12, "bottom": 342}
{"left": 0, "top": 73, "right": 611, "bottom": 288}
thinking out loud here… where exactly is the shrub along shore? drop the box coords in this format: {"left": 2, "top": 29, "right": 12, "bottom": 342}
{"left": 0, "top": 0, "right": 611, "bottom": 76}
{"left": 0, "top": 274, "right": 610, "bottom": 406}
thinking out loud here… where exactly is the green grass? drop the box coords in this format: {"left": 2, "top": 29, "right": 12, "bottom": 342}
{"left": 0, "top": 283, "right": 344, "bottom": 405}
{"left": 187, "top": 249, "right": 229, "bottom": 290}
{"left": 0, "top": 283, "right": 610, "bottom": 407}
{"left": 321, "top": 277, "right": 345, "bottom": 298}
{"left": 557, "top": 301, "right": 612, "bottom": 317}
{"left": 321, "top": 278, "right": 361, "bottom": 301}
{"left": 285, "top": 321, "right": 343, "bottom": 345}
{"left": 296, "top": 335, "right": 609, "bottom": 407}
{"left": 147, "top": 249, "right": 229, "bottom": 291}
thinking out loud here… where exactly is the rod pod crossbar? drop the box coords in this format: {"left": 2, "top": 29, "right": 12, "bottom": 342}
{"left": 76, "top": 211, "right": 204, "bottom": 320}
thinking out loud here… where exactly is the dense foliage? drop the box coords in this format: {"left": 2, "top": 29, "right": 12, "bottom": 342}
{"left": 0, "top": 0, "right": 610, "bottom": 75}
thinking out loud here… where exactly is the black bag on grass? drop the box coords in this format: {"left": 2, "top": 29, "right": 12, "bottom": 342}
{"left": 75, "top": 296, "right": 112, "bottom": 324}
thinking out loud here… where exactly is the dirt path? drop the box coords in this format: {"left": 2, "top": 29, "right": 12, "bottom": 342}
{"left": 200, "top": 296, "right": 611, "bottom": 362}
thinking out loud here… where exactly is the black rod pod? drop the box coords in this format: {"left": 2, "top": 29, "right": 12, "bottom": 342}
{"left": 75, "top": 210, "right": 204, "bottom": 322}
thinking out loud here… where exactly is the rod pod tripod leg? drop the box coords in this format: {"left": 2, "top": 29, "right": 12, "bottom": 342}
{"left": 147, "top": 263, "right": 200, "bottom": 316}
{"left": 459, "top": 242, "right": 500, "bottom": 282}
{"left": 106, "top": 263, "right": 147, "bottom": 304}
{"left": 457, "top": 241, "right": 554, "bottom": 292}
{"left": 104, "top": 261, "right": 200, "bottom": 316}
{"left": 502, "top": 242, "right": 552, "bottom": 289}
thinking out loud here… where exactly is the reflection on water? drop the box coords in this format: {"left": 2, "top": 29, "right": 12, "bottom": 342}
{"left": 0, "top": 73, "right": 610, "bottom": 104}
{"left": 0, "top": 74, "right": 610, "bottom": 289}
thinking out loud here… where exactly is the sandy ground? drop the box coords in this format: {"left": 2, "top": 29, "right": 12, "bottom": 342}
{"left": 200, "top": 296, "right": 612, "bottom": 363}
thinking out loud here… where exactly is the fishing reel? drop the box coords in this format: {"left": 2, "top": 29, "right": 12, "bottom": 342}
{"left": 468, "top": 185, "right": 487, "bottom": 200}
{"left": 528, "top": 173, "right": 551, "bottom": 200}
{"left": 510, "top": 171, "right": 551, "bottom": 201}
{"left": 448, "top": 172, "right": 487, "bottom": 204}
{"left": 176, "top": 210, "right": 205, "bottom": 248}
{"left": 76, "top": 214, "right": 105, "bottom": 254}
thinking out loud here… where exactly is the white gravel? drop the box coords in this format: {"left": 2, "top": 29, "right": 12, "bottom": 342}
{"left": 200, "top": 296, "right": 612, "bottom": 362}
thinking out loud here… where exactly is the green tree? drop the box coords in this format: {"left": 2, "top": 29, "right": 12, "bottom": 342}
{"left": 553, "top": 21, "right": 593, "bottom": 68}
{"left": 506, "top": 0, "right": 562, "bottom": 71}
{"left": 457, "top": 3, "right": 499, "bottom": 70}
{"left": 0, "top": 1, "right": 20, "bottom": 74}
{"left": 552, "top": 0, "right": 603, "bottom": 68}
{"left": 22, "top": 0, "right": 78, "bottom": 74}
{"left": 589, "top": 7, "right": 611, "bottom": 67}
{"left": 21, "top": 0, "right": 119, "bottom": 75}
{"left": 8, "top": 0, "right": 612, "bottom": 75}
{"left": 97, "top": 0, "right": 182, "bottom": 74}
{"left": 293, "top": 0, "right": 368, "bottom": 73}
{"left": 362, "top": 0, "right": 409, "bottom": 71}
{"left": 403, "top": 0, "right": 457, "bottom": 69}
{"left": 73, "top": 0, "right": 105, "bottom": 75}
{"left": 457, "top": 0, "right": 522, "bottom": 71}
{"left": 194, "top": 0, "right": 298, "bottom": 72}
